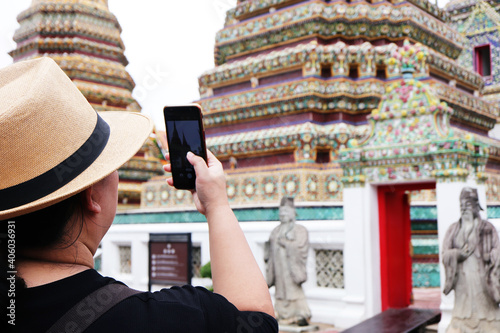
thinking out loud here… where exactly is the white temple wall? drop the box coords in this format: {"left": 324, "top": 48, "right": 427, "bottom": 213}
{"left": 100, "top": 219, "right": 348, "bottom": 326}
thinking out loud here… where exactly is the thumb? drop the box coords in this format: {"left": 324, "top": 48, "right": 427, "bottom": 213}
{"left": 186, "top": 151, "right": 208, "bottom": 178}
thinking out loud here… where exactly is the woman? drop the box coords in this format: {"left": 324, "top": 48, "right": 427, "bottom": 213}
{"left": 0, "top": 57, "right": 277, "bottom": 332}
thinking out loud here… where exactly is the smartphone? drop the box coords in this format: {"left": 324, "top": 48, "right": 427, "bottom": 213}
{"left": 164, "top": 104, "right": 207, "bottom": 190}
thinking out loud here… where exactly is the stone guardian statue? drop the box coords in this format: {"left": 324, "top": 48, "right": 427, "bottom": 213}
{"left": 442, "top": 187, "right": 500, "bottom": 333}
{"left": 266, "top": 197, "right": 312, "bottom": 326}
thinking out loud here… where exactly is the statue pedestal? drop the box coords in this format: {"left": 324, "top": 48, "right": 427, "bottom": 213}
{"left": 279, "top": 324, "right": 319, "bottom": 332}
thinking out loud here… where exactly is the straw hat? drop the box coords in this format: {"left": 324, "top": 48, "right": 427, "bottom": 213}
{"left": 0, "top": 57, "right": 153, "bottom": 220}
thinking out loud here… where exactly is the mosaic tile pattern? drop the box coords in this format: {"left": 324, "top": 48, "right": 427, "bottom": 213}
{"left": 200, "top": 78, "right": 495, "bottom": 127}
{"left": 114, "top": 206, "right": 344, "bottom": 224}
{"left": 215, "top": 2, "right": 464, "bottom": 63}
{"left": 488, "top": 206, "right": 500, "bottom": 219}
{"left": 410, "top": 206, "right": 438, "bottom": 221}
{"left": 412, "top": 237, "right": 439, "bottom": 255}
{"left": 412, "top": 263, "right": 440, "bottom": 288}
{"left": 411, "top": 189, "right": 437, "bottom": 202}
{"left": 411, "top": 221, "right": 438, "bottom": 233}
{"left": 339, "top": 48, "right": 492, "bottom": 186}
{"left": 448, "top": 1, "right": 500, "bottom": 103}
{"left": 226, "top": 0, "right": 449, "bottom": 26}
{"left": 487, "top": 174, "right": 500, "bottom": 203}
{"left": 201, "top": 41, "right": 482, "bottom": 93}
{"left": 143, "top": 165, "right": 345, "bottom": 209}
{"left": 200, "top": 78, "right": 385, "bottom": 114}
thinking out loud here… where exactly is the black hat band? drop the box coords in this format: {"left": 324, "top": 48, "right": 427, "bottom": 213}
{"left": 0, "top": 114, "right": 110, "bottom": 211}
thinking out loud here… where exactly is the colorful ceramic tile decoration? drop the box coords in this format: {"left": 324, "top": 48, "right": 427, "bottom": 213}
{"left": 486, "top": 173, "right": 500, "bottom": 203}
{"left": 262, "top": 176, "right": 279, "bottom": 201}
{"left": 215, "top": 1, "right": 466, "bottom": 64}
{"left": 144, "top": 186, "right": 158, "bottom": 208}
{"left": 338, "top": 41, "right": 492, "bottom": 186}
{"left": 9, "top": 0, "right": 166, "bottom": 209}
{"left": 447, "top": 0, "right": 500, "bottom": 103}
{"left": 159, "top": 184, "right": 171, "bottom": 206}
{"left": 142, "top": 165, "right": 344, "bottom": 209}
{"left": 201, "top": 40, "right": 483, "bottom": 96}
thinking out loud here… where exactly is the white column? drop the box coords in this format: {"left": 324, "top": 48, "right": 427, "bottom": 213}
{"left": 101, "top": 237, "right": 119, "bottom": 277}
{"left": 363, "top": 184, "right": 381, "bottom": 317}
{"left": 337, "top": 183, "right": 381, "bottom": 328}
{"left": 436, "top": 179, "right": 487, "bottom": 333}
{"left": 131, "top": 238, "right": 149, "bottom": 290}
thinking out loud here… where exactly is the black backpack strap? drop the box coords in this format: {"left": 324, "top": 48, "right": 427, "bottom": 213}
{"left": 46, "top": 283, "right": 141, "bottom": 333}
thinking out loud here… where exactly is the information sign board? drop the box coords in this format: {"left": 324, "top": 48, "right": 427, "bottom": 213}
{"left": 149, "top": 233, "right": 192, "bottom": 290}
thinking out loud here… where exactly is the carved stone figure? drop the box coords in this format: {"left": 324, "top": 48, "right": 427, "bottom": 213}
{"left": 266, "top": 197, "right": 311, "bottom": 326}
{"left": 442, "top": 187, "right": 500, "bottom": 333}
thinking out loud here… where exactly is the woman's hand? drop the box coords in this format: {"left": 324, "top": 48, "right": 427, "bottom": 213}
{"left": 163, "top": 150, "right": 229, "bottom": 216}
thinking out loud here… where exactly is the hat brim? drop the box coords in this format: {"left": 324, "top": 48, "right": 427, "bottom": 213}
{"left": 0, "top": 111, "right": 153, "bottom": 220}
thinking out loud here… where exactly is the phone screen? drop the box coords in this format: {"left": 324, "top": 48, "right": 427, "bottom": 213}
{"left": 164, "top": 105, "right": 207, "bottom": 190}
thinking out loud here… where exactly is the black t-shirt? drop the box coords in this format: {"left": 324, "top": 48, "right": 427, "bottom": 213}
{"left": 12, "top": 269, "right": 278, "bottom": 333}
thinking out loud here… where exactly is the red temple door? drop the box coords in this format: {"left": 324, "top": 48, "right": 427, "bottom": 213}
{"left": 378, "top": 183, "right": 435, "bottom": 311}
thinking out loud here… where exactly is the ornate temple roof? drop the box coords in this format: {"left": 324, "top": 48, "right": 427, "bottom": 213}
{"left": 215, "top": 1, "right": 466, "bottom": 64}
{"left": 199, "top": 41, "right": 496, "bottom": 133}
{"left": 10, "top": 0, "right": 138, "bottom": 111}
{"left": 201, "top": 41, "right": 484, "bottom": 92}
{"left": 227, "top": 0, "right": 449, "bottom": 24}
{"left": 339, "top": 42, "right": 494, "bottom": 185}
{"left": 445, "top": 0, "right": 500, "bottom": 105}
{"left": 207, "top": 122, "right": 369, "bottom": 160}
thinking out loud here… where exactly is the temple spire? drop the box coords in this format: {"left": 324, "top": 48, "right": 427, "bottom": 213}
{"left": 11, "top": 0, "right": 136, "bottom": 112}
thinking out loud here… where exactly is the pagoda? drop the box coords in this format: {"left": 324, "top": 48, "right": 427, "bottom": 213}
{"left": 9, "top": 0, "right": 165, "bottom": 209}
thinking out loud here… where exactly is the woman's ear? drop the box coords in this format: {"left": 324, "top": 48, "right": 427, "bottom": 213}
{"left": 80, "top": 186, "right": 102, "bottom": 214}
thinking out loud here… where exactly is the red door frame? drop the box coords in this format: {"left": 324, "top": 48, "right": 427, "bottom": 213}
{"left": 378, "top": 182, "right": 435, "bottom": 311}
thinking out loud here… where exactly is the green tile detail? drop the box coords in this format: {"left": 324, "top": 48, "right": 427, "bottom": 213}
{"left": 114, "top": 206, "right": 344, "bottom": 224}
{"left": 410, "top": 206, "right": 437, "bottom": 220}
{"left": 94, "top": 256, "right": 101, "bottom": 271}
{"left": 114, "top": 211, "right": 207, "bottom": 224}
{"left": 411, "top": 222, "right": 437, "bottom": 231}
{"left": 412, "top": 263, "right": 440, "bottom": 288}
{"left": 488, "top": 206, "right": 500, "bottom": 219}
{"left": 236, "top": 208, "right": 278, "bottom": 222}
{"left": 296, "top": 207, "right": 344, "bottom": 220}
{"left": 409, "top": 206, "right": 500, "bottom": 220}
{"left": 411, "top": 238, "right": 439, "bottom": 255}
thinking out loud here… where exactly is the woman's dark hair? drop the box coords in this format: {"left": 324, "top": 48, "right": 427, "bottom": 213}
{"left": 0, "top": 194, "right": 83, "bottom": 252}
{"left": 0, "top": 193, "right": 83, "bottom": 328}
